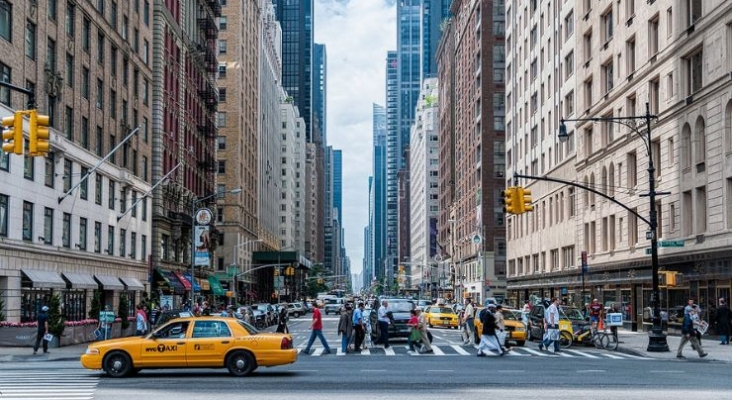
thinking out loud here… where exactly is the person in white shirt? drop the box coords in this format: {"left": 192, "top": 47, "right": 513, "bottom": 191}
{"left": 377, "top": 300, "right": 391, "bottom": 349}
{"left": 462, "top": 299, "right": 476, "bottom": 345}
{"left": 539, "top": 298, "right": 561, "bottom": 353}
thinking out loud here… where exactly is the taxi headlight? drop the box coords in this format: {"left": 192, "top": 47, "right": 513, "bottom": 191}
{"left": 85, "top": 348, "right": 100, "bottom": 355}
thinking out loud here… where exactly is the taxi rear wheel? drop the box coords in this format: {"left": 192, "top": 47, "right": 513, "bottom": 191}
{"left": 103, "top": 351, "right": 133, "bottom": 378}
{"left": 227, "top": 351, "right": 256, "bottom": 377}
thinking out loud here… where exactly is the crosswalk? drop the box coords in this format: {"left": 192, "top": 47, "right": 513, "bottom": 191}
{"left": 0, "top": 370, "right": 99, "bottom": 399}
{"left": 296, "top": 344, "right": 650, "bottom": 360}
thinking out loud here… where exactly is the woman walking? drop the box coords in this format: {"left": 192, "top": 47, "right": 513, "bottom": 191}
{"left": 276, "top": 305, "right": 289, "bottom": 333}
{"left": 407, "top": 309, "right": 421, "bottom": 353}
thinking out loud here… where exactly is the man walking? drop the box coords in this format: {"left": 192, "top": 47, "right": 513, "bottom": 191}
{"left": 715, "top": 298, "right": 731, "bottom": 345}
{"left": 476, "top": 304, "right": 504, "bottom": 356}
{"left": 463, "top": 298, "right": 476, "bottom": 345}
{"left": 417, "top": 307, "right": 433, "bottom": 354}
{"left": 302, "top": 300, "right": 331, "bottom": 355}
{"left": 677, "top": 304, "right": 708, "bottom": 359}
{"left": 377, "top": 300, "right": 391, "bottom": 349}
{"left": 33, "top": 306, "right": 50, "bottom": 355}
{"left": 352, "top": 303, "right": 365, "bottom": 352}
{"left": 539, "top": 298, "right": 561, "bottom": 353}
{"left": 135, "top": 304, "right": 148, "bottom": 336}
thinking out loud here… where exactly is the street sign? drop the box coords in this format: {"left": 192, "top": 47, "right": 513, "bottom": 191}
{"left": 472, "top": 234, "right": 482, "bottom": 244}
{"left": 659, "top": 240, "right": 685, "bottom": 247}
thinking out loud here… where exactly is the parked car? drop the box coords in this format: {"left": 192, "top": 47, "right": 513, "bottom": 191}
{"left": 251, "top": 303, "right": 276, "bottom": 326}
{"left": 287, "top": 302, "right": 305, "bottom": 318}
{"left": 80, "top": 316, "right": 297, "bottom": 377}
{"left": 302, "top": 301, "right": 314, "bottom": 314}
{"left": 324, "top": 298, "right": 345, "bottom": 315}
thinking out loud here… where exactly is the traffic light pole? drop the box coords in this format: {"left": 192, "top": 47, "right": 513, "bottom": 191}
{"left": 0, "top": 81, "right": 35, "bottom": 109}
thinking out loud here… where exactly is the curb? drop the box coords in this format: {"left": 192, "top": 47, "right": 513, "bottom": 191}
{"left": 614, "top": 345, "right": 650, "bottom": 358}
{"left": 0, "top": 355, "right": 80, "bottom": 363}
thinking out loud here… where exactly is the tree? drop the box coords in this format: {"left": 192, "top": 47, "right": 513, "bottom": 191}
{"left": 118, "top": 294, "right": 130, "bottom": 330}
{"left": 88, "top": 290, "right": 101, "bottom": 320}
{"left": 48, "top": 293, "right": 66, "bottom": 338}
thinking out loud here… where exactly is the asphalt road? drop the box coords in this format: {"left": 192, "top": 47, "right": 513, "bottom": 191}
{"left": 3, "top": 315, "right": 729, "bottom": 400}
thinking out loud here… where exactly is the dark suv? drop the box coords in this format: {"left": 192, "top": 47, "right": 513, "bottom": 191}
{"left": 381, "top": 299, "right": 415, "bottom": 339}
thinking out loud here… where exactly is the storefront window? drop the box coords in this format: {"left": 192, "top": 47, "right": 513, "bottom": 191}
{"left": 63, "top": 291, "right": 87, "bottom": 321}
{"left": 20, "top": 290, "right": 51, "bottom": 322}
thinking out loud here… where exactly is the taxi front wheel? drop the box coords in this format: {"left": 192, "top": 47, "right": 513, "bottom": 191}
{"left": 227, "top": 351, "right": 256, "bottom": 377}
{"left": 103, "top": 351, "right": 133, "bottom": 378}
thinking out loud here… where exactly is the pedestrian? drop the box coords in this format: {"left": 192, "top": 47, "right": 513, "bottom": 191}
{"left": 149, "top": 305, "right": 160, "bottom": 327}
{"left": 462, "top": 298, "right": 476, "bottom": 345}
{"left": 33, "top": 305, "right": 50, "bottom": 355}
{"left": 135, "top": 304, "right": 148, "bottom": 336}
{"left": 302, "top": 300, "right": 332, "bottom": 355}
{"left": 539, "top": 298, "right": 561, "bottom": 353}
{"left": 608, "top": 303, "right": 620, "bottom": 339}
{"left": 276, "top": 305, "right": 289, "bottom": 333}
{"left": 201, "top": 301, "right": 212, "bottom": 316}
{"left": 417, "top": 307, "right": 433, "bottom": 354}
{"left": 494, "top": 304, "right": 511, "bottom": 353}
{"left": 351, "top": 303, "right": 365, "bottom": 352}
{"left": 521, "top": 300, "right": 531, "bottom": 313}
{"left": 407, "top": 309, "right": 421, "bottom": 353}
{"left": 377, "top": 299, "right": 391, "bottom": 349}
{"left": 476, "top": 304, "right": 504, "bottom": 356}
{"left": 339, "top": 304, "right": 355, "bottom": 352}
{"left": 714, "top": 298, "right": 731, "bottom": 345}
{"left": 677, "top": 305, "right": 708, "bottom": 359}
{"left": 98, "top": 305, "right": 113, "bottom": 341}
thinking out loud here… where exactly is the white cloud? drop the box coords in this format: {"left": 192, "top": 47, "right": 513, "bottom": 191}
{"left": 314, "top": 0, "right": 396, "bottom": 276}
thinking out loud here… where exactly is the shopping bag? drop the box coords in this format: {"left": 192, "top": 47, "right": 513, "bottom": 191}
{"left": 409, "top": 328, "right": 422, "bottom": 342}
{"left": 43, "top": 333, "right": 54, "bottom": 342}
{"left": 548, "top": 328, "right": 560, "bottom": 341}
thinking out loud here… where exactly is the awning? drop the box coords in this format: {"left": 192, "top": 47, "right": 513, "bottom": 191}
{"left": 173, "top": 271, "right": 192, "bottom": 290}
{"left": 196, "top": 278, "right": 210, "bottom": 291}
{"left": 94, "top": 275, "right": 125, "bottom": 290}
{"left": 119, "top": 277, "right": 145, "bottom": 291}
{"left": 61, "top": 272, "right": 98, "bottom": 290}
{"left": 21, "top": 269, "right": 66, "bottom": 289}
{"left": 207, "top": 275, "right": 226, "bottom": 296}
{"left": 184, "top": 274, "right": 201, "bottom": 292}
{"left": 165, "top": 271, "right": 186, "bottom": 295}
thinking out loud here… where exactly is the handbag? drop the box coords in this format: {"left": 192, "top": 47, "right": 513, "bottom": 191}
{"left": 548, "top": 328, "right": 560, "bottom": 341}
{"left": 43, "top": 333, "right": 54, "bottom": 342}
{"left": 409, "top": 328, "right": 422, "bottom": 342}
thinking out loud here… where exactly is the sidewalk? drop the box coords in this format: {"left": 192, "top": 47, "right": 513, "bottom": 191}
{"left": 616, "top": 328, "right": 732, "bottom": 362}
{"left": 0, "top": 342, "right": 88, "bottom": 363}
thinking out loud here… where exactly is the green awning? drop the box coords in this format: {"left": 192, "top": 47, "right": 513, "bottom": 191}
{"left": 207, "top": 275, "right": 225, "bottom": 296}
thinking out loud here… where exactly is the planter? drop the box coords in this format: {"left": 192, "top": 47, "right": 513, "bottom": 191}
{"left": 48, "top": 336, "right": 60, "bottom": 348}
{"left": 0, "top": 327, "right": 37, "bottom": 347}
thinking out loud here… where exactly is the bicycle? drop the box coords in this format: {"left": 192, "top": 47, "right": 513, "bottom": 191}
{"left": 575, "top": 325, "right": 618, "bottom": 350}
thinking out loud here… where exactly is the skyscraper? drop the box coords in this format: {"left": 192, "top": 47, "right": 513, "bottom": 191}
{"left": 371, "top": 103, "right": 388, "bottom": 284}
{"left": 271, "top": 0, "right": 314, "bottom": 143}
{"left": 333, "top": 149, "right": 343, "bottom": 224}
{"left": 313, "top": 44, "right": 327, "bottom": 145}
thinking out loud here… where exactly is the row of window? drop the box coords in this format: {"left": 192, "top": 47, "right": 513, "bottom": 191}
{"left": 0, "top": 153, "right": 148, "bottom": 219}
{"left": 0, "top": 193, "right": 147, "bottom": 260}
{"left": 508, "top": 245, "right": 575, "bottom": 277}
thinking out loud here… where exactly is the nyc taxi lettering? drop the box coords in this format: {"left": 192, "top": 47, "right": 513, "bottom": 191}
{"left": 194, "top": 344, "right": 215, "bottom": 351}
{"left": 145, "top": 344, "right": 178, "bottom": 353}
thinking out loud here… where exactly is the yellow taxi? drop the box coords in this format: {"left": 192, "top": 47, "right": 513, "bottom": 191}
{"left": 473, "top": 306, "right": 527, "bottom": 346}
{"left": 80, "top": 316, "right": 297, "bottom": 377}
{"left": 423, "top": 305, "right": 459, "bottom": 329}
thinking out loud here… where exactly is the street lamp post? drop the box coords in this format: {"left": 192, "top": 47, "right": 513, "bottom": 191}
{"left": 190, "top": 188, "right": 242, "bottom": 307}
{"left": 559, "top": 102, "right": 669, "bottom": 352}
{"left": 231, "top": 238, "right": 263, "bottom": 305}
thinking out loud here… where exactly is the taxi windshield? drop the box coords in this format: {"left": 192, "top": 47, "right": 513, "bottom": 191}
{"left": 501, "top": 310, "right": 518, "bottom": 320}
{"left": 432, "top": 307, "right": 454, "bottom": 314}
{"left": 560, "top": 308, "right": 585, "bottom": 321}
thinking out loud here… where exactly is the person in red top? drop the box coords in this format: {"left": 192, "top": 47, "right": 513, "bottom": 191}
{"left": 589, "top": 298, "right": 604, "bottom": 327}
{"left": 302, "top": 301, "right": 332, "bottom": 355}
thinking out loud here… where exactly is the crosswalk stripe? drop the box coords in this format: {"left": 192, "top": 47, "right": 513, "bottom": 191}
{"left": 384, "top": 346, "right": 396, "bottom": 356}
{"left": 360, "top": 348, "right": 371, "bottom": 355}
{"left": 451, "top": 345, "right": 471, "bottom": 355}
{"left": 0, "top": 371, "right": 98, "bottom": 400}
{"left": 336, "top": 348, "right": 346, "bottom": 356}
{"left": 520, "top": 347, "right": 550, "bottom": 356}
{"left": 564, "top": 349, "right": 600, "bottom": 358}
{"left": 431, "top": 346, "right": 445, "bottom": 355}
{"left": 601, "top": 352, "right": 625, "bottom": 359}
{"left": 312, "top": 348, "right": 325, "bottom": 356}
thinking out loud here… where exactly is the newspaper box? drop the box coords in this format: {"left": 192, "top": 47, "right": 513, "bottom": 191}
{"left": 606, "top": 313, "right": 623, "bottom": 327}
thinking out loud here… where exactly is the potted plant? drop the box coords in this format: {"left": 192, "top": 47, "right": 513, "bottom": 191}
{"left": 88, "top": 290, "right": 101, "bottom": 320}
{"left": 119, "top": 294, "right": 130, "bottom": 331}
{"left": 47, "top": 293, "right": 66, "bottom": 347}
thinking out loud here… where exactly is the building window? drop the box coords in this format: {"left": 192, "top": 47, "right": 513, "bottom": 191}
{"left": 218, "top": 40, "right": 227, "bottom": 54}
{"left": 584, "top": 77, "right": 593, "bottom": 109}
{"left": 143, "top": 39, "right": 149, "bottom": 64}
{"left": 564, "top": 11, "right": 574, "bottom": 42}
{"left": 62, "top": 212, "right": 71, "bottom": 248}
{"left": 602, "top": 59, "right": 613, "bottom": 93}
{"left": 45, "top": 153, "right": 55, "bottom": 188}
{"left": 218, "top": 161, "right": 226, "bottom": 174}
{"left": 0, "top": 62, "right": 9, "bottom": 106}
{"left": 82, "top": 67, "right": 89, "bottom": 98}
{"left": 687, "top": 0, "right": 702, "bottom": 27}
{"left": 63, "top": 159, "right": 72, "bottom": 191}
{"left": 694, "top": 117, "right": 705, "bottom": 168}
{"left": 141, "top": 234, "right": 147, "bottom": 260}
{"left": 218, "top": 64, "right": 226, "bottom": 78}
{"left": 218, "top": 88, "right": 226, "bottom": 102}
{"left": 0, "top": 0, "right": 11, "bottom": 42}
{"left": 218, "top": 136, "right": 226, "bottom": 150}
{"left": 627, "top": 151, "right": 637, "bottom": 187}
{"left": 119, "top": 228, "right": 126, "bottom": 258}
{"left": 696, "top": 186, "right": 706, "bottom": 233}
{"left": 649, "top": 15, "right": 659, "bottom": 57}
{"left": 80, "top": 116, "right": 89, "bottom": 149}
{"left": 602, "top": 112, "right": 614, "bottom": 145}
{"left": 25, "top": 21, "right": 36, "bottom": 60}
{"left": 40, "top": 209, "right": 52, "bottom": 246}
{"left": 130, "top": 232, "right": 136, "bottom": 259}
{"left": 96, "top": 79, "right": 103, "bottom": 108}
{"left": 24, "top": 152, "right": 34, "bottom": 180}
{"left": 82, "top": 17, "right": 90, "bottom": 52}
{"left": 161, "top": 234, "right": 169, "bottom": 260}
{"left": 65, "top": 54, "right": 74, "bottom": 87}
{"left": 78, "top": 217, "right": 87, "bottom": 250}
{"left": 626, "top": 37, "right": 636, "bottom": 73}
{"left": 219, "top": 16, "right": 227, "bottom": 30}
{"left": 649, "top": 78, "right": 660, "bottom": 114}
{"left": 141, "top": 197, "right": 147, "bottom": 221}
{"left": 602, "top": 8, "right": 613, "bottom": 42}
{"left": 583, "top": 29, "right": 592, "bottom": 61}
{"left": 0, "top": 150, "right": 7, "bottom": 171}
{"left": 95, "top": 126, "right": 103, "bottom": 156}
{"left": 64, "top": 106, "right": 73, "bottom": 139}
{"left": 107, "top": 225, "right": 114, "bottom": 255}
{"left": 218, "top": 112, "right": 226, "bottom": 127}
{"left": 628, "top": 208, "right": 638, "bottom": 248}
{"left": 22, "top": 201, "right": 33, "bottom": 241}
{"left": 97, "top": 33, "right": 105, "bottom": 64}
{"left": 94, "top": 222, "right": 101, "bottom": 253}
{"left": 564, "top": 51, "right": 574, "bottom": 80}
{"left": 131, "top": 191, "right": 137, "bottom": 217}
{"left": 684, "top": 48, "right": 703, "bottom": 95}
{"left": 0, "top": 194, "right": 8, "bottom": 236}
{"left": 108, "top": 180, "right": 115, "bottom": 210}
{"left": 95, "top": 174, "right": 103, "bottom": 205}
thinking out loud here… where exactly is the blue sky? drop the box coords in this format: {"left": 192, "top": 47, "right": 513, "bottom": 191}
{"left": 314, "top": 0, "right": 396, "bottom": 275}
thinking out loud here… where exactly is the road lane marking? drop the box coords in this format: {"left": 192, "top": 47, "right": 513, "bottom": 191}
{"left": 360, "top": 348, "right": 371, "bottom": 355}
{"left": 564, "top": 349, "right": 599, "bottom": 358}
{"left": 360, "top": 369, "right": 387, "bottom": 372}
{"left": 451, "top": 345, "right": 471, "bottom": 355}
{"left": 384, "top": 346, "right": 396, "bottom": 356}
{"left": 601, "top": 353, "right": 625, "bottom": 359}
{"left": 649, "top": 370, "right": 685, "bottom": 373}
{"left": 427, "top": 369, "right": 454, "bottom": 372}
{"left": 431, "top": 346, "right": 446, "bottom": 355}
{"left": 577, "top": 370, "right": 606, "bottom": 373}
{"left": 521, "top": 347, "right": 550, "bottom": 356}
{"left": 312, "top": 348, "right": 325, "bottom": 356}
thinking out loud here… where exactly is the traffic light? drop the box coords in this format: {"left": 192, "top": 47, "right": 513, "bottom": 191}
{"left": 501, "top": 187, "right": 519, "bottom": 214}
{"left": 660, "top": 271, "right": 679, "bottom": 287}
{"left": 30, "top": 110, "right": 50, "bottom": 156}
{"left": 518, "top": 187, "right": 534, "bottom": 213}
{"left": 2, "top": 112, "right": 23, "bottom": 155}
